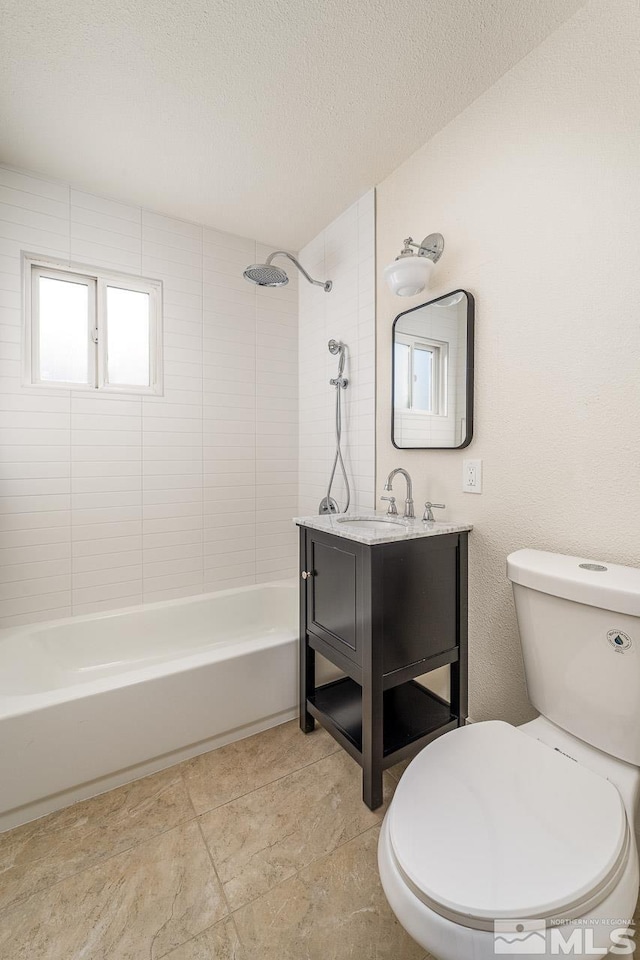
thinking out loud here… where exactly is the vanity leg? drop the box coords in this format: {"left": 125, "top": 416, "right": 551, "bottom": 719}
{"left": 299, "top": 633, "right": 315, "bottom": 734}
{"left": 299, "top": 526, "right": 315, "bottom": 734}
{"left": 362, "top": 548, "right": 384, "bottom": 809}
{"left": 362, "top": 673, "right": 384, "bottom": 809}
{"left": 451, "top": 533, "right": 469, "bottom": 727}
{"left": 363, "top": 757, "right": 384, "bottom": 810}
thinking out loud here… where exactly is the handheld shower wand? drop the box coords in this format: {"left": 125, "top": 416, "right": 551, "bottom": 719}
{"left": 319, "top": 340, "right": 350, "bottom": 515}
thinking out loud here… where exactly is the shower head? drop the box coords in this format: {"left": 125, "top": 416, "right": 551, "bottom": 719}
{"left": 243, "top": 263, "right": 289, "bottom": 287}
{"left": 243, "top": 251, "right": 332, "bottom": 292}
{"left": 328, "top": 339, "right": 347, "bottom": 382}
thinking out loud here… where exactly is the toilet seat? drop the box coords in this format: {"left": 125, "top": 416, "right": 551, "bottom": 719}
{"left": 388, "top": 721, "right": 630, "bottom": 931}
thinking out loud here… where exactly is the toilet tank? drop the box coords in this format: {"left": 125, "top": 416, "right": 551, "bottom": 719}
{"left": 507, "top": 549, "right": 640, "bottom": 766}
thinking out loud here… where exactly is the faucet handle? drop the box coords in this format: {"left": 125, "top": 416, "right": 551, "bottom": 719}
{"left": 380, "top": 496, "right": 398, "bottom": 516}
{"left": 423, "top": 502, "right": 446, "bottom": 522}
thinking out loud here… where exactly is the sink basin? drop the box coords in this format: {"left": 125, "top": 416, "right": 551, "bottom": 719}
{"left": 336, "top": 516, "right": 407, "bottom": 530}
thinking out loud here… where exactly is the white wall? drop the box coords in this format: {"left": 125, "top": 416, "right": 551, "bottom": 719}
{"left": 298, "top": 191, "right": 376, "bottom": 516}
{"left": 376, "top": 0, "right": 640, "bottom": 723}
{"left": 0, "top": 165, "right": 298, "bottom": 628}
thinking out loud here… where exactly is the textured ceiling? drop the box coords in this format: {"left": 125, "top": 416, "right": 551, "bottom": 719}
{"left": 0, "top": 0, "right": 584, "bottom": 248}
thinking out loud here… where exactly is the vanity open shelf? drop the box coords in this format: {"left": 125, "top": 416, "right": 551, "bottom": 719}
{"left": 296, "top": 513, "right": 471, "bottom": 809}
{"left": 308, "top": 676, "right": 458, "bottom": 763}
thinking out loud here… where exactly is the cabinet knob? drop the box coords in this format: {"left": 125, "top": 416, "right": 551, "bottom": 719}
{"left": 301, "top": 570, "right": 314, "bottom": 580}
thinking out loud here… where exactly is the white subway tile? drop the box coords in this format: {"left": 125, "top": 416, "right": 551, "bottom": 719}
{"left": 72, "top": 550, "right": 141, "bottom": 573}
{"left": 142, "top": 501, "right": 203, "bottom": 521}
{"left": 70, "top": 221, "right": 141, "bottom": 254}
{"left": 73, "top": 564, "right": 142, "bottom": 589}
{"left": 143, "top": 529, "right": 203, "bottom": 549}
{"left": 143, "top": 515, "right": 202, "bottom": 535}
{"left": 0, "top": 494, "right": 70, "bottom": 514}
{"left": 142, "top": 210, "right": 201, "bottom": 240}
{"left": 0, "top": 558, "right": 71, "bottom": 583}
{"left": 0, "top": 428, "right": 69, "bottom": 446}
{"left": 0, "top": 590, "right": 71, "bottom": 618}
{"left": 71, "top": 430, "right": 141, "bottom": 448}
{"left": 204, "top": 549, "right": 256, "bottom": 571}
{"left": 72, "top": 520, "right": 142, "bottom": 541}
{"left": 72, "top": 535, "right": 141, "bottom": 557}
{"left": 72, "top": 596, "right": 141, "bottom": 617}
{"left": 143, "top": 570, "right": 203, "bottom": 594}
{"left": 70, "top": 238, "right": 141, "bottom": 272}
{"left": 71, "top": 445, "right": 141, "bottom": 462}
{"left": 72, "top": 579, "right": 142, "bottom": 605}
{"left": 70, "top": 189, "right": 140, "bottom": 224}
{"left": 204, "top": 536, "right": 255, "bottom": 557}
{"left": 143, "top": 584, "right": 203, "bottom": 604}
{"left": 142, "top": 542, "right": 202, "bottom": 563}
{"left": 0, "top": 200, "right": 68, "bottom": 237}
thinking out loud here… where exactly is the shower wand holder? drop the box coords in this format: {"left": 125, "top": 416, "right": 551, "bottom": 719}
{"left": 330, "top": 377, "right": 348, "bottom": 388}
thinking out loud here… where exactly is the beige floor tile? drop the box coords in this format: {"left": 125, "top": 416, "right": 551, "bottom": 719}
{"left": 0, "top": 821, "right": 227, "bottom": 960}
{"left": 388, "top": 757, "right": 412, "bottom": 781}
{"left": 162, "top": 918, "right": 244, "bottom": 960}
{"left": 199, "top": 751, "right": 394, "bottom": 910}
{"left": 0, "top": 766, "right": 194, "bottom": 914}
{"left": 181, "top": 720, "right": 339, "bottom": 815}
{"left": 233, "top": 825, "right": 425, "bottom": 960}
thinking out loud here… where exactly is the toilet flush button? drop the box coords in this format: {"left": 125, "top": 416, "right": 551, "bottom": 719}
{"left": 607, "top": 629, "right": 632, "bottom": 653}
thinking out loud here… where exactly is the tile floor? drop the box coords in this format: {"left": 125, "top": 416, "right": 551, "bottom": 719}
{"left": 0, "top": 720, "right": 428, "bottom": 960}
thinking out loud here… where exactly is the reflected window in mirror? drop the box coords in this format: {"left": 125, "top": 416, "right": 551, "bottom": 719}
{"left": 392, "top": 290, "right": 474, "bottom": 449}
{"left": 394, "top": 335, "right": 447, "bottom": 415}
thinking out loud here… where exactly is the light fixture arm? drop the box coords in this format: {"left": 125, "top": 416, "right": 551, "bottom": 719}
{"left": 398, "top": 233, "right": 445, "bottom": 263}
{"left": 266, "top": 251, "right": 332, "bottom": 292}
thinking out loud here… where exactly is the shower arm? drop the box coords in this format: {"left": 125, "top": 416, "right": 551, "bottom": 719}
{"left": 266, "top": 251, "right": 332, "bottom": 292}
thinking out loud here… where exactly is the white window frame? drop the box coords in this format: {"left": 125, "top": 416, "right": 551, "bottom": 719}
{"left": 22, "top": 254, "right": 163, "bottom": 395}
{"left": 394, "top": 333, "right": 448, "bottom": 416}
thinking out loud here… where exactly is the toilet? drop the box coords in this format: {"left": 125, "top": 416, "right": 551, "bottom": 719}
{"left": 378, "top": 549, "right": 640, "bottom": 960}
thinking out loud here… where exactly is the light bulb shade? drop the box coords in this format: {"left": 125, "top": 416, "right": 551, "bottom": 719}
{"left": 384, "top": 255, "right": 434, "bottom": 297}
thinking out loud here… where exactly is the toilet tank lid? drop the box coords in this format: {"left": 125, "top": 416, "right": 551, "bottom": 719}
{"left": 507, "top": 549, "right": 640, "bottom": 616}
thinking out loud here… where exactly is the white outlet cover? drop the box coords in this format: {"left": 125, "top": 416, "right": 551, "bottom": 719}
{"left": 463, "top": 459, "right": 482, "bottom": 494}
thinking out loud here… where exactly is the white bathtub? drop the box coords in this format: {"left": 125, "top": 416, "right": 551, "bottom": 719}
{"left": 0, "top": 580, "right": 298, "bottom": 832}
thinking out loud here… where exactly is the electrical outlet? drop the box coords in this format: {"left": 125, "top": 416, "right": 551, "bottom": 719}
{"left": 463, "top": 459, "right": 482, "bottom": 494}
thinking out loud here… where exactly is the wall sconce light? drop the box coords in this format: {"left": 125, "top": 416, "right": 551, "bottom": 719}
{"left": 384, "top": 233, "right": 444, "bottom": 297}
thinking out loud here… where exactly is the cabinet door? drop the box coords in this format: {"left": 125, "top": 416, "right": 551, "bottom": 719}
{"left": 304, "top": 529, "right": 361, "bottom": 663}
{"left": 378, "top": 534, "right": 459, "bottom": 675}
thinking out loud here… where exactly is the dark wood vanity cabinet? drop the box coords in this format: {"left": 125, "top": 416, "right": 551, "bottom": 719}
{"left": 298, "top": 524, "right": 468, "bottom": 809}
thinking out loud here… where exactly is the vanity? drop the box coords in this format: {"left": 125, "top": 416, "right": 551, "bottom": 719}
{"left": 295, "top": 511, "right": 472, "bottom": 809}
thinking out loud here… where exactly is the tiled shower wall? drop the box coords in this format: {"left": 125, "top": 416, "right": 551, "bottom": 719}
{"left": 298, "top": 191, "right": 376, "bottom": 515}
{"left": 0, "top": 164, "right": 298, "bottom": 629}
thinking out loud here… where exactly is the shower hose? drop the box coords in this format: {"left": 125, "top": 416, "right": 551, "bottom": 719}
{"left": 325, "top": 379, "right": 350, "bottom": 513}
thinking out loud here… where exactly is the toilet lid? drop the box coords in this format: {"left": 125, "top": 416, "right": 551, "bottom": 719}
{"left": 388, "top": 721, "right": 629, "bottom": 927}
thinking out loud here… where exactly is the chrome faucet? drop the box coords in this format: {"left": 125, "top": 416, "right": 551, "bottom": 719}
{"left": 423, "top": 501, "right": 446, "bottom": 522}
{"left": 380, "top": 495, "right": 398, "bottom": 516}
{"left": 383, "top": 468, "right": 414, "bottom": 519}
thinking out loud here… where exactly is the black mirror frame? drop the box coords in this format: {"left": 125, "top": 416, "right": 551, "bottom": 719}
{"left": 391, "top": 289, "right": 475, "bottom": 450}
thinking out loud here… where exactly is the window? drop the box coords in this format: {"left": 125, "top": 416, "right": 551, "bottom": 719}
{"left": 394, "top": 334, "right": 447, "bottom": 415}
{"left": 23, "top": 256, "right": 162, "bottom": 394}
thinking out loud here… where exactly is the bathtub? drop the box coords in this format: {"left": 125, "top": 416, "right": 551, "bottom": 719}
{"left": 0, "top": 580, "right": 298, "bottom": 832}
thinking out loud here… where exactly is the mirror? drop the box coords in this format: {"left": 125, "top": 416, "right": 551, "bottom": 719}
{"left": 392, "top": 290, "right": 474, "bottom": 449}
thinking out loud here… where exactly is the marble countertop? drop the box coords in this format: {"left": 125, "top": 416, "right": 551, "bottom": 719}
{"left": 293, "top": 509, "right": 473, "bottom": 546}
